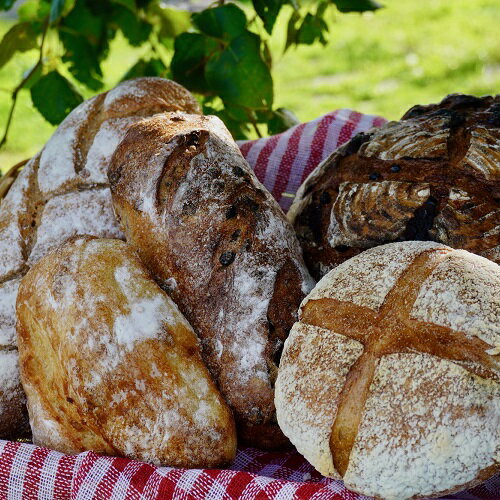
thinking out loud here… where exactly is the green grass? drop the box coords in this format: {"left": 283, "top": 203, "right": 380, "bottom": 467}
{"left": 1, "top": 0, "right": 499, "bottom": 171}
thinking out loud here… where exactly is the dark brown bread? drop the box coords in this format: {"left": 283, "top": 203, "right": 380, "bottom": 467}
{"left": 289, "top": 94, "right": 500, "bottom": 280}
{"left": 109, "top": 112, "right": 314, "bottom": 449}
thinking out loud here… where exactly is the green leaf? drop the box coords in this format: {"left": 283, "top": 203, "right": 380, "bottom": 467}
{"left": 0, "top": 23, "right": 38, "bottom": 70}
{"left": 121, "top": 58, "right": 167, "bottom": 81}
{"left": 331, "top": 0, "right": 382, "bottom": 13}
{"left": 285, "top": 10, "right": 300, "bottom": 51}
{"left": 20, "top": 63, "right": 43, "bottom": 90}
{"left": 171, "top": 32, "right": 219, "bottom": 94}
{"left": 18, "top": 0, "right": 49, "bottom": 21}
{"left": 148, "top": 4, "right": 190, "bottom": 40}
{"left": 297, "top": 13, "right": 328, "bottom": 45}
{"left": 204, "top": 104, "right": 250, "bottom": 140}
{"left": 205, "top": 31, "right": 273, "bottom": 110}
{"left": 60, "top": 32, "right": 103, "bottom": 90}
{"left": 111, "top": 0, "right": 136, "bottom": 12}
{"left": 0, "top": 0, "right": 15, "bottom": 11}
{"left": 193, "top": 4, "right": 247, "bottom": 41}
{"left": 30, "top": 71, "right": 83, "bottom": 125}
{"left": 268, "top": 107, "right": 300, "bottom": 135}
{"left": 114, "top": 5, "right": 152, "bottom": 46}
{"left": 50, "top": 0, "right": 65, "bottom": 23}
{"left": 252, "top": 0, "right": 283, "bottom": 35}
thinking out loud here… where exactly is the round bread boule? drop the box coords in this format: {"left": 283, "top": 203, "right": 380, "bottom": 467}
{"left": 0, "top": 77, "right": 200, "bottom": 438}
{"left": 289, "top": 94, "right": 500, "bottom": 280}
{"left": 275, "top": 241, "right": 499, "bottom": 500}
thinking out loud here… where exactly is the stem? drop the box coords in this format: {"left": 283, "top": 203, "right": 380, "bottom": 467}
{"left": 249, "top": 115, "right": 262, "bottom": 138}
{"left": 0, "top": 20, "right": 49, "bottom": 150}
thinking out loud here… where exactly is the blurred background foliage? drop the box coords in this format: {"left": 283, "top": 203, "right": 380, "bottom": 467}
{"left": 0, "top": 0, "right": 499, "bottom": 170}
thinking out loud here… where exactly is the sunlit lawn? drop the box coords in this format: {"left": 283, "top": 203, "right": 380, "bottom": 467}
{"left": 1, "top": 0, "right": 499, "bottom": 171}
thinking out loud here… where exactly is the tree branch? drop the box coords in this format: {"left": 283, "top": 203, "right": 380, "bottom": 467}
{"left": 0, "top": 20, "right": 49, "bottom": 151}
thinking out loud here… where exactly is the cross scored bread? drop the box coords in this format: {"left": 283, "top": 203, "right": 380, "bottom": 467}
{"left": 0, "top": 77, "right": 201, "bottom": 438}
{"left": 275, "top": 241, "right": 499, "bottom": 499}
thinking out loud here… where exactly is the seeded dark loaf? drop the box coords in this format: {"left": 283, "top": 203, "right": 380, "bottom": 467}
{"left": 288, "top": 94, "right": 500, "bottom": 280}
{"left": 108, "top": 112, "right": 314, "bottom": 449}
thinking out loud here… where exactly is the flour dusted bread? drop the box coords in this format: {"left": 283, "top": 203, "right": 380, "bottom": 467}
{"left": 0, "top": 77, "right": 200, "bottom": 438}
{"left": 16, "top": 236, "right": 236, "bottom": 467}
{"left": 275, "top": 241, "right": 499, "bottom": 499}
{"left": 109, "top": 113, "right": 314, "bottom": 448}
{"left": 289, "top": 94, "right": 500, "bottom": 279}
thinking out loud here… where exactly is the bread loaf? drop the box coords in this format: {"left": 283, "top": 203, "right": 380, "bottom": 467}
{"left": 109, "top": 112, "right": 315, "bottom": 448}
{"left": 16, "top": 236, "right": 236, "bottom": 467}
{"left": 275, "top": 241, "right": 499, "bottom": 499}
{"left": 0, "top": 77, "right": 200, "bottom": 438}
{"left": 289, "top": 94, "right": 500, "bottom": 279}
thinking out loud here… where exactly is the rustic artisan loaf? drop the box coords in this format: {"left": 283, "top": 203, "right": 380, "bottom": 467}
{"left": 275, "top": 241, "right": 499, "bottom": 499}
{"left": 109, "top": 112, "right": 315, "bottom": 449}
{"left": 16, "top": 236, "right": 236, "bottom": 467}
{"left": 0, "top": 77, "right": 200, "bottom": 438}
{"left": 289, "top": 94, "right": 500, "bottom": 279}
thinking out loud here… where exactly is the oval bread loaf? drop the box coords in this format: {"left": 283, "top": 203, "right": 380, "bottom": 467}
{"left": 16, "top": 236, "right": 236, "bottom": 467}
{"left": 289, "top": 94, "right": 500, "bottom": 280}
{"left": 109, "top": 112, "right": 315, "bottom": 449}
{"left": 275, "top": 241, "right": 499, "bottom": 499}
{"left": 0, "top": 77, "right": 200, "bottom": 438}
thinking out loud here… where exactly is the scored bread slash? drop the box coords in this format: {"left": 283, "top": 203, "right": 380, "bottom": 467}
{"left": 109, "top": 111, "right": 315, "bottom": 449}
{"left": 275, "top": 241, "right": 499, "bottom": 500}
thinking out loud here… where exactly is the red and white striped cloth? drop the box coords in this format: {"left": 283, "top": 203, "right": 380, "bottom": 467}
{"left": 238, "top": 109, "right": 386, "bottom": 211}
{"left": 1, "top": 109, "right": 498, "bottom": 499}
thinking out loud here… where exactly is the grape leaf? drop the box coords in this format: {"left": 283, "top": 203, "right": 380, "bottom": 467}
{"left": 18, "top": 0, "right": 49, "bottom": 21}
{"left": 267, "top": 107, "right": 300, "bottom": 135}
{"left": 297, "top": 13, "right": 328, "bottom": 45}
{"left": 111, "top": 0, "right": 136, "bottom": 12}
{"left": 193, "top": 4, "right": 247, "bottom": 42}
{"left": 205, "top": 31, "right": 273, "bottom": 109}
{"left": 121, "top": 58, "right": 167, "bottom": 80}
{"left": 331, "top": 0, "right": 383, "bottom": 13}
{"left": 285, "top": 10, "right": 300, "bottom": 51}
{"left": 0, "top": 23, "right": 38, "bottom": 70}
{"left": 0, "top": 0, "right": 15, "bottom": 11}
{"left": 171, "top": 32, "right": 219, "bottom": 94}
{"left": 113, "top": 5, "right": 152, "bottom": 46}
{"left": 60, "top": 32, "right": 104, "bottom": 90}
{"left": 30, "top": 71, "right": 83, "bottom": 125}
{"left": 252, "top": 0, "right": 283, "bottom": 35}
{"left": 50, "top": 0, "right": 65, "bottom": 23}
{"left": 148, "top": 4, "right": 191, "bottom": 40}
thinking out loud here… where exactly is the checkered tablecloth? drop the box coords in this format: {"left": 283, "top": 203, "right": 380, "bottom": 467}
{"left": 1, "top": 109, "right": 497, "bottom": 499}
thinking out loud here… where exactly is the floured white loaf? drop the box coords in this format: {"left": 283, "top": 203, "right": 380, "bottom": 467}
{"left": 16, "top": 236, "right": 236, "bottom": 467}
{"left": 0, "top": 77, "right": 200, "bottom": 438}
{"left": 275, "top": 241, "right": 499, "bottom": 499}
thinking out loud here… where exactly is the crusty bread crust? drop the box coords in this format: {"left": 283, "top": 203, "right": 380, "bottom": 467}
{"left": 275, "top": 241, "right": 499, "bottom": 499}
{"left": 0, "top": 77, "right": 200, "bottom": 439}
{"left": 109, "top": 112, "right": 314, "bottom": 449}
{"left": 289, "top": 94, "right": 500, "bottom": 280}
{"left": 16, "top": 236, "right": 236, "bottom": 467}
